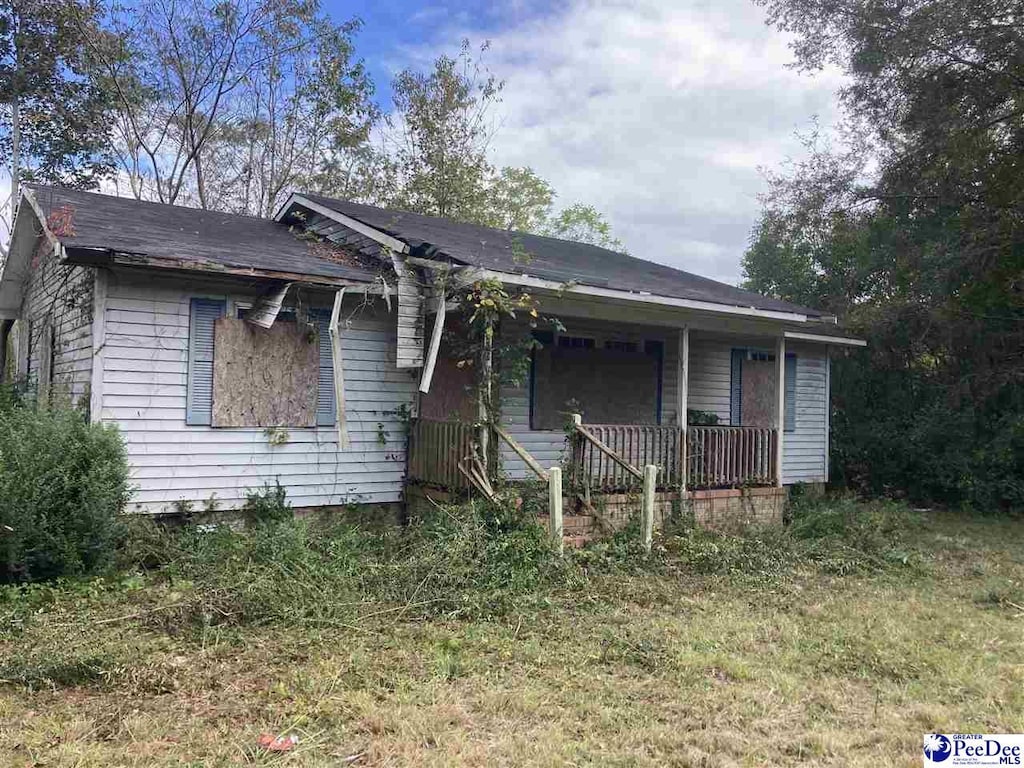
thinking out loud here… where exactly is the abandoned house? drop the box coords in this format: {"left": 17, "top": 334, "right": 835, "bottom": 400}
{"left": 0, "top": 186, "right": 865, "bottom": 534}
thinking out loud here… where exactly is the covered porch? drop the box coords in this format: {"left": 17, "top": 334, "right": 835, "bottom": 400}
{"left": 405, "top": 310, "right": 821, "bottom": 498}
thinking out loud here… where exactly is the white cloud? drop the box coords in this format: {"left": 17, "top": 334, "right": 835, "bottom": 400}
{"left": 401, "top": 0, "right": 845, "bottom": 284}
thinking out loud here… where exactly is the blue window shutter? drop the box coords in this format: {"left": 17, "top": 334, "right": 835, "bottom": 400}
{"left": 186, "top": 298, "right": 225, "bottom": 426}
{"left": 730, "top": 348, "right": 743, "bottom": 426}
{"left": 313, "top": 310, "right": 336, "bottom": 427}
{"left": 784, "top": 353, "right": 797, "bottom": 432}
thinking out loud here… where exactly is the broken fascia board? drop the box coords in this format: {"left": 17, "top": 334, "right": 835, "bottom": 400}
{"left": 102, "top": 252, "right": 370, "bottom": 289}
{"left": 329, "top": 287, "right": 351, "bottom": 449}
{"left": 275, "top": 193, "right": 410, "bottom": 255}
{"left": 20, "top": 188, "right": 62, "bottom": 256}
{"left": 418, "top": 284, "right": 447, "bottom": 394}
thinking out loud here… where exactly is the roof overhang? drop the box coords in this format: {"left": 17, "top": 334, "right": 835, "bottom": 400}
{"left": 784, "top": 330, "right": 867, "bottom": 347}
{"left": 64, "top": 246, "right": 367, "bottom": 288}
{"left": 468, "top": 267, "right": 813, "bottom": 323}
{"left": 0, "top": 188, "right": 62, "bottom": 318}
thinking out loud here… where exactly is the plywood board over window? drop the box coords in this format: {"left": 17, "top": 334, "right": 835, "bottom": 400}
{"left": 532, "top": 346, "right": 660, "bottom": 430}
{"left": 212, "top": 317, "right": 319, "bottom": 427}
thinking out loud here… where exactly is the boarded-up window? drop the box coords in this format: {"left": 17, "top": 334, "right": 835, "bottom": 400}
{"left": 729, "top": 348, "right": 797, "bottom": 432}
{"left": 420, "top": 340, "right": 476, "bottom": 421}
{"left": 530, "top": 341, "right": 662, "bottom": 430}
{"left": 211, "top": 317, "right": 319, "bottom": 427}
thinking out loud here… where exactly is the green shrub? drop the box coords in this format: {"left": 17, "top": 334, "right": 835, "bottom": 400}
{"left": 112, "top": 488, "right": 578, "bottom": 632}
{"left": 660, "top": 494, "right": 922, "bottom": 581}
{"left": 241, "top": 481, "right": 292, "bottom": 526}
{"left": 0, "top": 401, "right": 130, "bottom": 583}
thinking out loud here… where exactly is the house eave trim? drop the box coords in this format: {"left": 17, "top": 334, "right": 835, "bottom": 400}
{"left": 64, "top": 247, "right": 369, "bottom": 288}
{"left": 783, "top": 330, "right": 867, "bottom": 347}
{"left": 471, "top": 267, "right": 813, "bottom": 323}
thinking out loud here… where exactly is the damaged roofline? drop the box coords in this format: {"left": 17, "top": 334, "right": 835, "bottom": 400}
{"left": 275, "top": 193, "right": 410, "bottom": 255}
{"left": 64, "top": 247, "right": 373, "bottom": 289}
{"left": 274, "top": 193, "right": 832, "bottom": 325}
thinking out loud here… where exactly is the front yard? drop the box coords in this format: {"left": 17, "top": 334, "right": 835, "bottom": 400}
{"left": 1, "top": 505, "right": 1022, "bottom": 766}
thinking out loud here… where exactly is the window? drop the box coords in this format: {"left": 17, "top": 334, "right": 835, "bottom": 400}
{"left": 557, "top": 335, "right": 595, "bottom": 350}
{"left": 529, "top": 333, "right": 663, "bottom": 429}
{"left": 186, "top": 299, "right": 336, "bottom": 428}
{"left": 604, "top": 340, "right": 638, "bottom": 353}
{"left": 729, "top": 347, "right": 796, "bottom": 432}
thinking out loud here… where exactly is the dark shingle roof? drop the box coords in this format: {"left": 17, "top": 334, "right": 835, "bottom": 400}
{"left": 28, "top": 186, "right": 376, "bottom": 283}
{"left": 300, "top": 193, "right": 828, "bottom": 318}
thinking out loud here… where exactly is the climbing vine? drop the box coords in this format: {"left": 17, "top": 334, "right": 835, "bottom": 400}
{"left": 451, "top": 277, "right": 562, "bottom": 429}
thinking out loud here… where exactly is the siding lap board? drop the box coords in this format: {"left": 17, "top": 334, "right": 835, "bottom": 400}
{"left": 20, "top": 238, "right": 94, "bottom": 406}
{"left": 102, "top": 272, "right": 417, "bottom": 512}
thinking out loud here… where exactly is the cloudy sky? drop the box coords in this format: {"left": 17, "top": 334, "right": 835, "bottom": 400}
{"left": 339, "top": 0, "right": 845, "bottom": 285}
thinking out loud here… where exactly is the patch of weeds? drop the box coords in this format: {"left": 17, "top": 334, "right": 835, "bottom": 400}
{"left": 572, "top": 516, "right": 661, "bottom": 575}
{"left": 657, "top": 494, "right": 927, "bottom": 584}
{"left": 433, "top": 637, "right": 463, "bottom": 681}
{"left": 241, "top": 481, "right": 292, "bottom": 526}
{"left": 597, "top": 629, "right": 672, "bottom": 674}
{"left": 973, "top": 579, "right": 1024, "bottom": 611}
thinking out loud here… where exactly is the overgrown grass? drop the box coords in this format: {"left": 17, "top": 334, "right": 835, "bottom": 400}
{"left": 1, "top": 496, "right": 1021, "bottom": 766}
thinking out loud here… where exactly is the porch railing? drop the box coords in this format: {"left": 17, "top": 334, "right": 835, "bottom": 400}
{"left": 572, "top": 424, "right": 683, "bottom": 491}
{"left": 687, "top": 426, "right": 776, "bottom": 489}
{"left": 407, "top": 418, "right": 477, "bottom": 490}
{"left": 407, "top": 419, "right": 778, "bottom": 493}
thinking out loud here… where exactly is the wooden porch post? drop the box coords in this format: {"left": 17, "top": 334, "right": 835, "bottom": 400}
{"left": 549, "top": 466, "right": 564, "bottom": 553}
{"left": 641, "top": 464, "right": 657, "bottom": 553}
{"left": 677, "top": 326, "right": 689, "bottom": 490}
{"left": 774, "top": 336, "right": 786, "bottom": 487}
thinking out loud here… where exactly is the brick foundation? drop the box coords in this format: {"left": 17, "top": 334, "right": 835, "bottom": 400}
{"left": 404, "top": 483, "right": 787, "bottom": 541}
{"left": 578, "top": 487, "right": 786, "bottom": 535}
{"left": 688, "top": 487, "right": 786, "bottom": 531}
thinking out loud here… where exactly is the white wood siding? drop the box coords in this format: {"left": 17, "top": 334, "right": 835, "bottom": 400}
{"left": 687, "top": 338, "right": 732, "bottom": 423}
{"left": 19, "top": 237, "right": 94, "bottom": 406}
{"left": 102, "top": 271, "right": 417, "bottom": 513}
{"left": 781, "top": 343, "right": 828, "bottom": 484}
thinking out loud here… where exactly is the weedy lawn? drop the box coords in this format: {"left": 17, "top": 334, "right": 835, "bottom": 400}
{"left": 1, "top": 502, "right": 1022, "bottom": 766}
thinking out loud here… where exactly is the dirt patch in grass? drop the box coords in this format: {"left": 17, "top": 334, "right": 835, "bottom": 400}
{"left": 1, "top": 508, "right": 1023, "bottom": 766}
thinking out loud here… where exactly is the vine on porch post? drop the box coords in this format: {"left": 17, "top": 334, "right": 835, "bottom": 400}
{"left": 455, "top": 277, "right": 551, "bottom": 473}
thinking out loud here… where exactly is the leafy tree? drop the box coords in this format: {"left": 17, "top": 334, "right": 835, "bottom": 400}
{"left": 382, "top": 41, "right": 625, "bottom": 250}
{"left": 96, "top": 0, "right": 375, "bottom": 212}
{"left": 198, "top": 15, "right": 377, "bottom": 218}
{"left": 746, "top": 0, "right": 1024, "bottom": 511}
{"left": 0, "top": 0, "right": 118, "bottom": 218}
{"left": 483, "top": 166, "right": 554, "bottom": 232}
{"left": 388, "top": 39, "right": 500, "bottom": 222}
{"left": 543, "top": 203, "right": 624, "bottom": 251}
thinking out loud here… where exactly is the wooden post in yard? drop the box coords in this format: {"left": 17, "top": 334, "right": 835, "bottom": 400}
{"left": 775, "top": 336, "right": 786, "bottom": 487}
{"left": 641, "top": 464, "right": 657, "bottom": 553}
{"left": 549, "top": 466, "right": 563, "bottom": 553}
{"left": 677, "top": 326, "right": 689, "bottom": 491}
